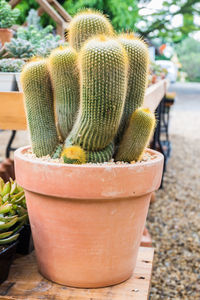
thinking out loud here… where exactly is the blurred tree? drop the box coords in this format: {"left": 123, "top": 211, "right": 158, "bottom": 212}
{"left": 137, "top": 0, "right": 200, "bottom": 42}
{"left": 62, "top": 0, "right": 139, "bottom": 31}
{"left": 175, "top": 37, "right": 200, "bottom": 82}
{"left": 12, "top": 0, "right": 200, "bottom": 43}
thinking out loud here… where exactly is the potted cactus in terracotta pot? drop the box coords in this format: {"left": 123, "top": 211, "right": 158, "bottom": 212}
{"left": 0, "top": 0, "right": 19, "bottom": 46}
{"left": 14, "top": 10, "right": 164, "bottom": 288}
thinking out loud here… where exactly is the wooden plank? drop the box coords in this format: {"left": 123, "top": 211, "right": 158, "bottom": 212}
{"left": 9, "top": 0, "right": 21, "bottom": 8}
{"left": 0, "top": 247, "right": 154, "bottom": 300}
{"left": 50, "top": 0, "right": 72, "bottom": 22}
{"left": 0, "top": 80, "right": 167, "bottom": 131}
{"left": 36, "top": 0, "right": 64, "bottom": 25}
{"left": 143, "top": 79, "right": 167, "bottom": 112}
{"left": 0, "top": 92, "right": 26, "bottom": 130}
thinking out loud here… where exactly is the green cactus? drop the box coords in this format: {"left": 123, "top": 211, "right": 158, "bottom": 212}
{"left": 67, "top": 9, "right": 114, "bottom": 51}
{"left": 48, "top": 46, "right": 80, "bottom": 141}
{"left": 21, "top": 59, "right": 59, "bottom": 157}
{"left": 116, "top": 33, "right": 149, "bottom": 143}
{"left": 0, "top": 178, "right": 28, "bottom": 245}
{"left": 61, "top": 35, "right": 127, "bottom": 163}
{"left": 115, "top": 108, "right": 156, "bottom": 162}
{"left": 21, "top": 10, "right": 156, "bottom": 164}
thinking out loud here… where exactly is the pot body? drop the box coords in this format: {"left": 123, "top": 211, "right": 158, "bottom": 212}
{"left": 0, "top": 72, "right": 17, "bottom": 92}
{"left": 15, "top": 146, "right": 163, "bottom": 288}
{"left": 0, "top": 241, "right": 18, "bottom": 284}
{"left": 0, "top": 28, "right": 13, "bottom": 46}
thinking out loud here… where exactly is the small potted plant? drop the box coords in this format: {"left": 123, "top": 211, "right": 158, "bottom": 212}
{"left": 0, "top": 58, "right": 25, "bottom": 91}
{"left": 0, "top": 11, "right": 62, "bottom": 92}
{"left": 0, "top": 0, "right": 19, "bottom": 46}
{"left": 15, "top": 10, "right": 164, "bottom": 288}
{"left": 0, "top": 177, "right": 28, "bottom": 284}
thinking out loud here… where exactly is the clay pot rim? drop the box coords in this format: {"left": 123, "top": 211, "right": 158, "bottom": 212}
{"left": 15, "top": 145, "right": 163, "bottom": 170}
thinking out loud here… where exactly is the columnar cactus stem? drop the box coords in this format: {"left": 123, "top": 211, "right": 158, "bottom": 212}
{"left": 116, "top": 34, "right": 149, "bottom": 143}
{"left": 115, "top": 108, "right": 156, "bottom": 162}
{"left": 62, "top": 35, "right": 128, "bottom": 163}
{"left": 67, "top": 10, "right": 114, "bottom": 51}
{"left": 21, "top": 59, "right": 59, "bottom": 157}
{"left": 48, "top": 46, "right": 80, "bottom": 141}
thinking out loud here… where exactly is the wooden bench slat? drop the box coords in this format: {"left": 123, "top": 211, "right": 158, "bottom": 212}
{"left": 0, "top": 247, "right": 154, "bottom": 300}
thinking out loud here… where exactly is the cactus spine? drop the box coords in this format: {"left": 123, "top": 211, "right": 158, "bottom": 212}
{"left": 116, "top": 34, "right": 149, "bottom": 143}
{"left": 62, "top": 35, "right": 127, "bottom": 163}
{"left": 21, "top": 59, "right": 59, "bottom": 157}
{"left": 115, "top": 108, "right": 156, "bottom": 162}
{"left": 67, "top": 10, "right": 114, "bottom": 51}
{"left": 49, "top": 46, "right": 80, "bottom": 141}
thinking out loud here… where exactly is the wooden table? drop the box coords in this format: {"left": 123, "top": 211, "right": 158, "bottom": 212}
{"left": 0, "top": 247, "right": 154, "bottom": 300}
{"left": 0, "top": 80, "right": 167, "bottom": 131}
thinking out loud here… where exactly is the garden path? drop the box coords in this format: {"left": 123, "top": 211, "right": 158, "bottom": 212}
{"left": 148, "top": 82, "right": 200, "bottom": 299}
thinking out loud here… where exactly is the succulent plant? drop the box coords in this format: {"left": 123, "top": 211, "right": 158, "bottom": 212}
{"left": 0, "top": 178, "right": 28, "bottom": 245}
{"left": 68, "top": 9, "right": 114, "bottom": 51}
{"left": 0, "top": 0, "right": 20, "bottom": 29}
{"left": 0, "top": 24, "right": 62, "bottom": 60}
{"left": 0, "top": 38, "right": 35, "bottom": 59}
{"left": 0, "top": 58, "right": 25, "bottom": 72}
{"left": 21, "top": 10, "right": 156, "bottom": 164}
{"left": 21, "top": 58, "right": 59, "bottom": 157}
{"left": 26, "top": 9, "right": 42, "bottom": 30}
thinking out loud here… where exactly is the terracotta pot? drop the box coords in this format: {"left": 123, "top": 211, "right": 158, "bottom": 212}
{"left": 14, "top": 146, "right": 163, "bottom": 288}
{"left": 0, "top": 28, "right": 13, "bottom": 46}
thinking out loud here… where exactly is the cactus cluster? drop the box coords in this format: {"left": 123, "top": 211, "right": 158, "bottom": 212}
{"left": 0, "top": 178, "right": 28, "bottom": 245}
{"left": 21, "top": 9, "right": 156, "bottom": 164}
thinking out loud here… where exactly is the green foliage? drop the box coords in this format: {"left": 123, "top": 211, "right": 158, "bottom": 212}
{"left": 0, "top": 22, "right": 62, "bottom": 59}
{"left": 26, "top": 8, "right": 42, "bottom": 29}
{"left": 137, "top": 0, "right": 200, "bottom": 43}
{"left": 0, "top": 0, "right": 20, "bottom": 28}
{"left": 1, "top": 38, "right": 35, "bottom": 59}
{"left": 63, "top": 0, "right": 139, "bottom": 32}
{"left": 0, "top": 58, "right": 25, "bottom": 72}
{"left": 0, "top": 178, "right": 28, "bottom": 245}
{"left": 175, "top": 37, "right": 200, "bottom": 82}
{"left": 15, "top": 0, "right": 38, "bottom": 25}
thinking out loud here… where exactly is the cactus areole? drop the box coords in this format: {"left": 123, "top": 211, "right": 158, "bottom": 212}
{"left": 15, "top": 10, "right": 164, "bottom": 288}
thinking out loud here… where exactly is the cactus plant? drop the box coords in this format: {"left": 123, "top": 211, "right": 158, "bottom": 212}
{"left": 21, "top": 58, "right": 59, "bottom": 157}
{"left": 67, "top": 9, "right": 114, "bottom": 51}
{"left": 49, "top": 46, "right": 80, "bottom": 140}
{"left": 115, "top": 108, "right": 156, "bottom": 162}
{"left": 116, "top": 33, "right": 149, "bottom": 143}
{"left": 62, "top": 35, "right": 127, "bottom": 156}
{"left": 0, "top": 178, "right": 28, "bottom": 245}
{"left": 21, "top": 9, "right": 156, "bottom": 164}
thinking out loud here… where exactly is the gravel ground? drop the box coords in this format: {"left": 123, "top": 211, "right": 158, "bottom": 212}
{"left": 0, "top": 82, "right": 199, "bottom": 298}
{"left": 148, "top": 82, "right": 200, "bottom": 299}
